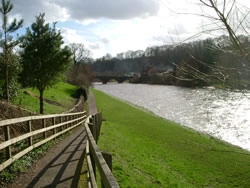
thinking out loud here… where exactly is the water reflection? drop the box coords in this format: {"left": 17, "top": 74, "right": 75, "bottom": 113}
{"left": 94, "top": 83, "right": 250, "bottom": 151}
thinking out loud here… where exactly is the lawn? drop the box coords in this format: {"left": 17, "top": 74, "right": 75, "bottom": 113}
{"left": 13, "top": 82, "right": 78, "bottom": 114}
{"left": 93, "top": 89, "right": 250, "bottom": 187}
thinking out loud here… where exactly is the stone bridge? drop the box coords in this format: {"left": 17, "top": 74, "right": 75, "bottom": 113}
{"left": 95, "top": 75, "right": 133, "bottom": 84}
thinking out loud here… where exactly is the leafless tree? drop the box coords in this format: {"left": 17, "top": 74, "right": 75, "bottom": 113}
{"left": 198, "top": 0, "right": 249, "bottom": 57}
{"left": 67, "top": 43, "right": 94, "bottom": 87}
{"left": 169, "top": 0, "right": 250, "bottom": 89}
{"left": 69, "top": 43, "right": 91, "bottom": 65}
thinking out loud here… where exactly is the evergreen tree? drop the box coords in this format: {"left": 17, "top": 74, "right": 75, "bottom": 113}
{"left": 0, "top": 0, "right": 23, "bottom": 102}
{"left": 20, "top": 13, "right": 72, "bottom": 114}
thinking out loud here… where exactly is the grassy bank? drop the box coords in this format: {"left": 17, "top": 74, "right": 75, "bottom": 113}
{"left": 93, "top": 89, "right": 250, "bottom": 187}
{"left": 13, "top": 82, "right": 78, "bottom": 114}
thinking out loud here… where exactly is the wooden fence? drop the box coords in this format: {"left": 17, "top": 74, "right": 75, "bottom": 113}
{"left": 85, "top": 113, "right": 119, "bottom": 188}
{"left": 0, "top": 111, "right": 87, "bottom": 172}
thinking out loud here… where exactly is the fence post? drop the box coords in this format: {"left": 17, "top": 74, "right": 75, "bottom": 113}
{"left": 66, "top": 116, "right": 69, "bottom": 128}
{"left": 89, "top": 118, "right": 96, "bottom": 178}
{"left": 70, "top": 115, "right": 73, "bottom": 127}
{"left": 53, "top": 117, "right": 56, "bottom": 134}
{"left": 4, "top": 125, "right": 11, "bottom": 159}
{"left": 60, "top": 116, "right": 63, "bottom": 131}
{"left": 27, "top": 120, "right": 32, "bottom": 146}
{"left": 89, "top": 117, "right": 94, "bottom": 135}
{"left": 96, "top": 114, "right": 99, "bottom": 142}
{"left": 93, "top": 115, "right": 97, "bottom": 142}
{"left": 42, "top": 119, "right": 47, "bottom": 139}
{"left": 101, "top": 151, "right": 112, "bottom": 188}
{"left": 97, "top": 113, "right": 102, "bottom": 141}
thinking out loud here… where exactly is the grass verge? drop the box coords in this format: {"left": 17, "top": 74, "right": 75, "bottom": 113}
{"left": 13, "top": 82, "right": 78, "bottom": 114}
{"left": 93, "top": 89, "right": 250, "bottom": 187}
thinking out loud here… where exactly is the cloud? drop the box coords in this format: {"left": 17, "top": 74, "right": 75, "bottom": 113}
{"left": 55, "top": 0, "right": 160, "bottom": 21}
{"left": 101, "top": 38, "right": 110, "bottom": 44}
{"left": 9, "top": 0, "right": 249, "bottom": 59}
{"left": 11, "top": 0, "right": 69, "bottom": 25}
{"left": 61, "top": 27, "right": 85, "bottom": 44}
{"left": 89, "top": 43, "right": 101, "bottom": 50}
{"left": 10, "top": 0, "right": 160, "bottom": 25}
{"left": 60, "top": 27, "right": 107, "bottom": 58}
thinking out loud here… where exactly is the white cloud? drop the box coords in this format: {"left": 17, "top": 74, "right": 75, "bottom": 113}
{"left": 8, "top": 0, "right": 250, "bottom": 58}
{"left": 61, "top": 27, "right": 110, "bottom": 58}
{"left": 10, "top": 0, "right": 160, "bottom": 25}
{"left": 61, "top": 28, "right": 85, "bottom": 44}
{"left": 54, "top": 0, "right": 160, "bottom": 21}
{"left": 11, "top": 0, "right": 69, "bottom": 25}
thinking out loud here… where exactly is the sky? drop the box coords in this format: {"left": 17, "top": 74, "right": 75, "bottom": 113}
{"left": 7, "top": 0, "right": 250, "bottom": 58}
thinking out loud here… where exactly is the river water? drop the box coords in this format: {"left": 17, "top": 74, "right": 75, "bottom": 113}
{"left": 94, "top": 83, "right": 250, "bottom": 151}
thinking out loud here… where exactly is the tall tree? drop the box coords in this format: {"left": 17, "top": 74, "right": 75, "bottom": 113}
{"left": 20, "top": 13, "right": 72, "bottom": 114}
{"left": 69, "top": 43, "right": 91, "bottom": 65}
{"left": 0, "top": 0, "right": 23, "bottom": 102}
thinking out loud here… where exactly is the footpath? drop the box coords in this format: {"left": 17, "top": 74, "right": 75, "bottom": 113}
{"left": 6, "top": 91, "right": 98, "bottom": 188}
{"left": 88, "top": 90, "right": 98, "bottom": 115}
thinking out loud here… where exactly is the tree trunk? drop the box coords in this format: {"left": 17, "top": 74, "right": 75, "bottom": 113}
{"left": 5, "top": 62, "right": 9, "bottom": 103}
{"left": 39, "top": 89, "right": 44, "bottom": 114}
{"left": 4, "top": 30, "right": 9, "bottom": 103}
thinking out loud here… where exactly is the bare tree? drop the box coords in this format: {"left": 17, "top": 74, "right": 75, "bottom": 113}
{"left": 69, "top": 43, "right": 91, "bottom": 65}
{"left": 168, "top": 0, "right": 250, "bottom": 89}
{"left": 198, "top": 0, "right": 249, "bottom": 58}
{"left": 67, "top": 43, "right": 94, "bottom": 87}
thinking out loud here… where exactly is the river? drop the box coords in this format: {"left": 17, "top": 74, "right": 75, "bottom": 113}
{"left": 94, "top": 83, "right": 250, "bottom": 151}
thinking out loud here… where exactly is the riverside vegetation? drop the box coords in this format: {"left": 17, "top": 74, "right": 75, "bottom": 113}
{"left": 93, "top": 89, "right": 250, "bottom": 187}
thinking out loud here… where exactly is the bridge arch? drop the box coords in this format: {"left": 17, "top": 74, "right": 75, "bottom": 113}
{"left": 95, "top": 75, "right": 133, "bottom": 84}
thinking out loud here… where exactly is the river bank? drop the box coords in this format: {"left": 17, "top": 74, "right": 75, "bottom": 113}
{"left": 93, "top": 88, "right": 250, "bottom": 187}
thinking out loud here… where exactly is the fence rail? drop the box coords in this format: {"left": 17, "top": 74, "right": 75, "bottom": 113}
{"left": 85, "top": 113, "right": 119, "bottom": 188}
{"left": 0, "top": 111, "right": 87, "bottom": 172}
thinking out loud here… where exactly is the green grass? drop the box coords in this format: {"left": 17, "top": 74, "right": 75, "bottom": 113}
{"left": 13, "top": 82, "right": 78, "bottom": 114}
{"left": 93, "top": 89, "right": 250, "bottom": 187}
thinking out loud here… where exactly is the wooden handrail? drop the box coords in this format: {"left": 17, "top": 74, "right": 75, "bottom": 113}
{"left": 0, "top": 115, "right": 86, "bottom": 150}
{"left": 85, "top": 114, "right": 120, "bottom": 188}
{"left": 86, "top": 140, "right": 98, "bottom": 188}
{"left": 0, "top": 111, "right": 86, "bottom": 127}
{"left": 0, "top": 111, "right": 87, "bottom": 172}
